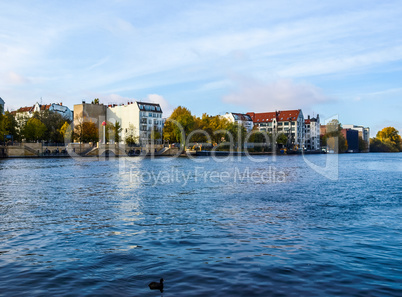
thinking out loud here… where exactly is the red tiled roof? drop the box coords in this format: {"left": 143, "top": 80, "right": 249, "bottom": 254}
{"left": 247, "top": 112, "right": 276, "bottom": 122}
{"left": 247, "top": 110, "right": 300, "bottom": 123}
{"left": 305, "top": 119, "right": 311, "bottom": 124}
{"left": 17, "top": 106, "right": 34, "bottom": 113}
{"left": 40, "top": 104, "right": 51, "bottom": 111}
{"left": 276, "top": 110, "right": 300, "bottom": 121}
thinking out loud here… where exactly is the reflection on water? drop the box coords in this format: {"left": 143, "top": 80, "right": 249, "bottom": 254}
{"left": 0, "top": 153, "right": 401, "bottom": 296}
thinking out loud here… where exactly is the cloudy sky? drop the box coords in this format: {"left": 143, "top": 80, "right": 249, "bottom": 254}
{"left": 1, "top": 0, "right": 401, "bottom": 135}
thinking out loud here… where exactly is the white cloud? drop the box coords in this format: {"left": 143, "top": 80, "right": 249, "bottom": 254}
{"left": 222, "top": 77, "right": 334, "bottom": 112}
{"left": 146, "top": 94, "right": 174, "bottom": 117}
{"left": 4, "top": 71, "right": 31, "bottom": 84}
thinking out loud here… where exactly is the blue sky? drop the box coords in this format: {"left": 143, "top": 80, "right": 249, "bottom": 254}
{"left": 1, "top": 0, "right": 402, "bottom": 136}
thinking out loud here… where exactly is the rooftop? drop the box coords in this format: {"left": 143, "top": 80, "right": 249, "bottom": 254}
{"left": 247, "top": 110, "right": 301, "bottom": 123}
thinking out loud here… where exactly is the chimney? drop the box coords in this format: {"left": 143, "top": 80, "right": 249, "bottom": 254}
{"left": 308, "top": 115, "right": 310, "bottom": 119}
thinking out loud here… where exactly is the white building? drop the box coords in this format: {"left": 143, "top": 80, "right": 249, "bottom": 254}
{"left": 107, "top": 101, "right": 163, "bottom": 145}
{"left": 14, "top": 102, "right": 73, "bottom": 121}
{"left": 247, "top": 109, "right": 305, "bottom": 149}
{"left": 304, "top": 115, "right": 320, "bottom": 151}
{"left": 343, "top": 124, "right": 370, "bottom": 151}
{"left": 0, "top": 97, "right": 4, "bottom": 114}
{"left": 222, "top": 112, "right": 254, "bottom": 132}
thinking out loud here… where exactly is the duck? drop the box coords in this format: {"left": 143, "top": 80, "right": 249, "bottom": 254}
{"left": 148, "top": 278, "right": 164, "bottom": 292}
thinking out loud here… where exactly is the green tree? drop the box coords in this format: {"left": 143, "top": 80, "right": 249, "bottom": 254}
{"left": 23, "top": 118, "right": 47, "bottom": 142}
{"left": 248, "top": 127, "right": 272, "bottom": 152}
{"left": 104, "top": 121, "right": 122, "bottom": 143}
{"left": 0, "top": 111, "right": 6, "bottom": 140}
{"left": 91, "top": 98, "right": 100, "bottom": 104}
{"left": 163, "top": 106, "right": 195, "bottom": 146}
{"left": 225, "top": 122, "right": 247, "bottom": 150}
{"left": 322, "top": 119, "right": 348, "bottom": 153}
{"left": 276, "top": 133, "right": 288, "bottom": 148}
{"left": 33, "top": 110, "right": 70, "bottom": 143}
{"left": 125, "top": 124, "right": 139, "bottom": 146}
{"left": 113, "top": 122, "right": 122, "bottom": 143}
{"left": 358, "top": 136, "right": 368, "bottom": 152}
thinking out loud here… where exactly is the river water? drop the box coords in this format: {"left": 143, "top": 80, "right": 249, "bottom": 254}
{"left": 0, "top": 153, "right": 401, "bottom": 296}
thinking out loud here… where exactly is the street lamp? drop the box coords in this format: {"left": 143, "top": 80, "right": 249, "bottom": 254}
{"left": 102, "top": 121, "right": 107, "bottom": 145}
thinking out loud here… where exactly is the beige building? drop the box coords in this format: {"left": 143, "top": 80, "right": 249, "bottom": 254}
{"left": 73, "top": 101, "right": 107, "bottom": 130}
{"left": 73, "top": 101, "right": 163, "bottom": 145}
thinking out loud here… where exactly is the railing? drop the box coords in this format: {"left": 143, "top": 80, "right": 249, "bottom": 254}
{"left": 42, "top": 143, "right": 66, "bottom": 147}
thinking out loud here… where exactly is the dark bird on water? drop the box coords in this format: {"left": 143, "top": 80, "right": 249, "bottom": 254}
{"left": 148, "top": 278, "right": 164, "bottom": 292}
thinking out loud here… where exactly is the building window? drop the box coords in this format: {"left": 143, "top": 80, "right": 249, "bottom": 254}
{"left": 278, "top": 122, "right": 283, "bottom": 126}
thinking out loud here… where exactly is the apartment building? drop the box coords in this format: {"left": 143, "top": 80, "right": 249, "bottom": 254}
{"left": 14, "top": 102, "right": 73, "bottom": 121}
{"left": 247, "top": 109, "right": 305, "bottom": 148}
{"left": 343, "top": 124, "right": 370, "bottom": 151}
{"left": 107, "top": 101, "right": 163, "bottom": 145}
{"left": 304, "top": 115, "right": 321, "bottom": 151}
{"left": 222, "top": 112, "right": 254, "bottom": 132}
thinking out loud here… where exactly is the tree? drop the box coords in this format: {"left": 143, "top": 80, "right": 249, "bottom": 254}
{"left": 0, "top": 112, "right": 6, "bottom": 140}
{"left": 225, "top": 122, "right": 247, "bottom": 150}
{"left": 33, "top": 110, "right": 70, "bottom": 143}
{"left": 59, "top": 121, "right": 73, "bottom": 142}
{"left": 23, "top": 118, "right": 47, "bottom": 142}
{"left": 358, "top": 136, "right": 368, "bottom": 152}
{"left": 105, "top": 121, "right": 122, "bottom": 143}
{"left": 74, "top": 119, "right": 99, "bottom": 143}
{"left": 112, "top": 122, "right": 122, "bottom": 143}
{"left": 0, "top": 111, "right": 18, "bottom": 141}
{"left": 163, "top": 106, "right": 195, "bottom": 145}
{"left": 322, "top": 119, "right": 348, "bottom": 153}
{"left": 370, "top": 127, "right": 402, "bottom": 152}
{"left": 276, "top": 133, "right": 288, "bottom": 148}
{"left": 248, "top": 127, "right": 272, "bottom": 152}
{"left": 91, "top": 98, "right": 100, "bottom": 104}
{"left": 125, "top": 124, "right": 139, "bottom": 146}
{"left": 14, "top": 113, "right": 30, "bottom": 141}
